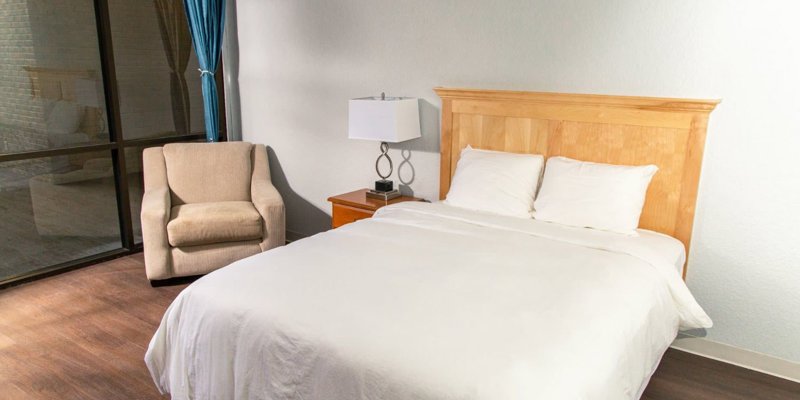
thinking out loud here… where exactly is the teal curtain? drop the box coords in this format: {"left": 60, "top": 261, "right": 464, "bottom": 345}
{"left": 183, "top": 0, "right": 225, "bottom": 142}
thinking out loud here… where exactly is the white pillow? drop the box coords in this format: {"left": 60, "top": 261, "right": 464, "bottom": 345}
{"left": 533, "top": 156, "right": 657, "bottom": 235}
{"left": 444, "top": 146, "right": 544, "bottom": 218}
{"left": 46, "top": 100, "right": 84, "bottom": 134}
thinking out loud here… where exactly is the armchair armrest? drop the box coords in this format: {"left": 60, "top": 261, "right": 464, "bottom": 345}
{"left": 250, "top": 144, "right": 285, "bottom": 251}
{"left": 252, "top": 179, "right": 285, "bottom": 251}
{"left": 141, "top": 186, "right": 171, "bottom": 224}
{"left": 141, "top": 186, "right": 172, "bottom": 280}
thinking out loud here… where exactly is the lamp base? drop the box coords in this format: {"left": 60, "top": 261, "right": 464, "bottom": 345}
{"left": 366, "top": 189, "right": 401, "bottom": 201}
{"left": 374, "top": 179, "right": 394, "bottom": 192}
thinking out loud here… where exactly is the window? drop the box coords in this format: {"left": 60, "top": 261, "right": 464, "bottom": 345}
{"left": 0, "top": 0, "right": 223, "bottom": 285}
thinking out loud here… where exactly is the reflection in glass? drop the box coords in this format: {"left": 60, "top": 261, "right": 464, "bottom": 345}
{"left": 125, "top": 146, "right": 146, "bottom": 244}
{"left": 0, "top": 0, "right": 109, "bottom": 154}
{"left": 108, "top": 0, "right": 206, "bottom": 140}
{"left": 155, "top": 0, "right": 192, "bottom": 136}
{"left": 0, "top": 152, "right": 121, "bottom": 280}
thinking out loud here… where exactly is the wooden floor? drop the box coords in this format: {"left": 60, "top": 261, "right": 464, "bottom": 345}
{"left": 0, "top": 254, "right": 183, "bottom": 400}
{"left": 1, "top": 254, "right": 798, "bottom": 400}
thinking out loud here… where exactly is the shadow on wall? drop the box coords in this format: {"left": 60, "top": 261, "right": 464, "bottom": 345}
{"left": 391, "top": 99, "right": 439, "bottom": 197}
{"left": 266, "top": 146, "right": 331, "bottom": 239}
{"left": 397, "top": 149, "right": 415, "bottom": 196}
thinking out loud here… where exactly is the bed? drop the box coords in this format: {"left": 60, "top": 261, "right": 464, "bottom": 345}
{"left": 145, "top": 87, "right": 719, "bottom": 399}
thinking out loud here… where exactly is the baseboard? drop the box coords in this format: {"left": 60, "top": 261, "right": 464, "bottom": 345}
{"left": 671, "top": 334, "right": 800, "bottom": 383}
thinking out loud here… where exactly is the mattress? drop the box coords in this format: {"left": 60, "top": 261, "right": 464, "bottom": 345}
{"left": 145, "top": 202, "right": 711, "bottom": 400}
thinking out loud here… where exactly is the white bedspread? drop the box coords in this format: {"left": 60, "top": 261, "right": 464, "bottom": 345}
{"left": 145, "top": 202, "right": 711, "bottom": 400}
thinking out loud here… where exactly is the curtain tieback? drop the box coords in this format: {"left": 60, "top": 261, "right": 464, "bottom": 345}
{"left": 198, "top": 68, "right": 214, "bottom": 76}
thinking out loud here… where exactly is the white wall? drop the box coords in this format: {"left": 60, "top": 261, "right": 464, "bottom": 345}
{"left": 233, "top": 0, "right": 800, "bottom": 363}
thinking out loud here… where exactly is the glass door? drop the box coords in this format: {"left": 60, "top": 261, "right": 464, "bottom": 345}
{"left": 0, "top": 0, "right": 221, "bottom": 285}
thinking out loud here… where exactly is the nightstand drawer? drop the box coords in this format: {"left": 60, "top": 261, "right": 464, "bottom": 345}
{"left": 332, "top": 204, "right": 374, "bottom": 228}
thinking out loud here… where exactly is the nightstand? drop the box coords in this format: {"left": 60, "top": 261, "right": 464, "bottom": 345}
{"left": 327, "top": 189, "right": 422, "bottom": 228}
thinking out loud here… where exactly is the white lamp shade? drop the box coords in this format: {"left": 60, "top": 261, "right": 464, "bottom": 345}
{"left": 348, "top": 96, "right": 421, "bottom": 143}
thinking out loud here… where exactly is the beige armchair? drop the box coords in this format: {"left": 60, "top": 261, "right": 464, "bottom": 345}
{"left": 141, "top": 142, "right": 285, "bottom": 281}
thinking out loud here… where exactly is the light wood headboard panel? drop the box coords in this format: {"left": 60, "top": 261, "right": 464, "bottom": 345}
{"left": 436, "top": 87, "right": 719, "bottom": 270}
{"left": 24, "top": 66, "right": 102, "bottom": 135}
{"left": 24, "top": 66, "right": 97, "bottom": 101}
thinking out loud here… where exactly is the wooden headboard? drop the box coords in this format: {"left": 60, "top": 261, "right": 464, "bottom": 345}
{"left": 436, "top": 87, "right": 719, "bottom": 272}
{"left": 23, "top": 66, "right": 98, "bottom": 101}
{"left": 24, "top": 66, "right": 103, "bottom": 135}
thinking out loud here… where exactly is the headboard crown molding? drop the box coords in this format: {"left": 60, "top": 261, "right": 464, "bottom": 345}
{"left": 435, "top": 87, "right": 719, "bottom": 277}
{"left": 434, "top": 87, "right": 720, "bottom": 112}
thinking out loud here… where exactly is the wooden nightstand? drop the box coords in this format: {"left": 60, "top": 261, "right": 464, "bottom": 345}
{"left": 327, "top": 189, "right": 422, "bottom": 228}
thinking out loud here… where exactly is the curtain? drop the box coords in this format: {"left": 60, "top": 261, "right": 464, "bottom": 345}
{"left": 154, "top": 0, "right": 192, "bottom": 136}
{"left": 183, "top": 0, "right": 225, "bottom": 142}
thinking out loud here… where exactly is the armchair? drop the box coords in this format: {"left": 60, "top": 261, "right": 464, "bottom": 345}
{"left": 141, "top": 142, "right": 285, "bottom": 281}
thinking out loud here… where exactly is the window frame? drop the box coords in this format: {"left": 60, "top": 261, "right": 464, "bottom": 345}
{"left": 0, "top": 0, "right": 226, "bottom": 288}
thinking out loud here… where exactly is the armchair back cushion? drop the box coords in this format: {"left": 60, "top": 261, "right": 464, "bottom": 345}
{"left": 163, "top": 142, "right": 254, "bottom": 205}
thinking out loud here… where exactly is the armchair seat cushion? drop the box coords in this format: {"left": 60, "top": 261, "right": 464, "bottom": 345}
{"left": 167, "top": 201, "right": 263, "bottom": 247}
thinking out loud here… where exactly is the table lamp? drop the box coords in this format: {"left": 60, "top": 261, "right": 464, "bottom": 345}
{"left": 348, "top": 93, "right": 421, "bottom": 200}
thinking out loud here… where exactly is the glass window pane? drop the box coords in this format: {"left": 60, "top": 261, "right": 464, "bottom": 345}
{"left": 0, "top": 0, "right": 110, "bottom": 154}
{"left": 0, "top": 151, "right": 122, "bottom": 280}
{"left": 108, "top": 0, "right": 206, "bottom": 140}
{"left": 125, "top": 146, "right": 145, "bottom": 244}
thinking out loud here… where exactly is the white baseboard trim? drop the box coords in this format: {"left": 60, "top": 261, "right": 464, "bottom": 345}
{"left": 671, "top": 334, "right": 800, "bottom": 383}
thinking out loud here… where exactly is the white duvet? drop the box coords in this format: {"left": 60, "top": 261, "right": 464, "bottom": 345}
{"left": 145, "top": 202, "right": 711, "bottom": 400}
